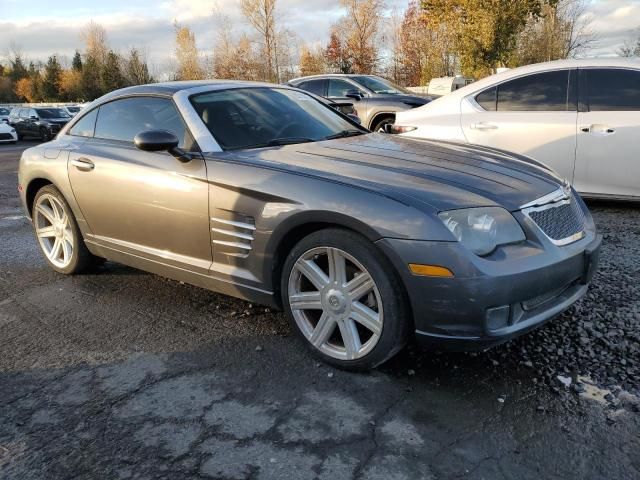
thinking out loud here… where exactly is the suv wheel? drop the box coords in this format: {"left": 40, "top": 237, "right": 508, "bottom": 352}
{"left": 372, "top": 116, "right": 395, "bottom": 133}
{"left": 282, "top": 228, "right": 410, "bottom": 370}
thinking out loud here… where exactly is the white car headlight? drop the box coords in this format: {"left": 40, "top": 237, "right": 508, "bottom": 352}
{"left": 439, "top": 207, "right": 525, "bottom": 256}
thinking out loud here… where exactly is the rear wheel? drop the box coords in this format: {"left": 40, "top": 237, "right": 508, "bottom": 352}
{"left": 32, "top": 185, "right": 102, "bottom": 274}
{"left": 282, "top": 228, "right": 410, "bottom": 370}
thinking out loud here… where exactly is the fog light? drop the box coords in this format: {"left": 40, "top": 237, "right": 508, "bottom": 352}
{"left": 486, "top": 305, "right": 510, "bottom": 331}
{"left": 408, "top": 264, "right": 454, "bottom": 277}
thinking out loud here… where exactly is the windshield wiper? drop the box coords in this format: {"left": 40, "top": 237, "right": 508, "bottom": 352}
{"left": 265, "top": 137, "right": 315, "bottom": 146}
{"left": 322, "top": 130, "right": 366, "bottom": 141}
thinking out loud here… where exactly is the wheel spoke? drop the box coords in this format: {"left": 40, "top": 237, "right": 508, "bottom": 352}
{"left": 50, "top": 199, "right": 63, "bottom": 221}
{"left": 289, "top": 291, "right": 322, "bottom": 310}
{"left": 296, "top": 259, "right": 330, "bottom": 290}
{"left": 62, "top": 238, "right": 72, "bottom": 262}
{"left": 327, "top": 248, "right": 347, "bottom": 285}
{"left": 309, "top": 313, "right": 336, "bottom": 347}
{"left": 338, "top": 318, "right": 362, "bottom": 360}
{"left": 36, "top": 226, "right": 56, "bottom": 238}
{"left": 350, "top": 301, "right": 382, "bottom": 335}
{"left": 346, "top": 272, "right": 374, "bottom": 300}
{"left": 36, "top": 204, "right": 56, "bottom": 224}
{"left": 50, "top": 238, "right": 62, "bottom": 260}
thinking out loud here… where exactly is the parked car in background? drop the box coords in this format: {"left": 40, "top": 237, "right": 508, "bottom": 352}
{"left": 9, "top": 107, "right": 71, "bottom": 141}
{"left": 0, "top": 121, "right": 18, "bottom": 143}
{"left": 19, "top": 81, "right": 600, "bottom": 369}
{"left": 392, "top": 59, "right": 640, "bottom": 200}
{"left": 0, "top": 107, "right": 11, "bottom": 123}
{"left": 427, "top": 75, "right": 473, "bottom": 97}
{"left": 289, "top": 74, "right": 431, "bottom": 132}
{"left": 62, "top": 105, "right": 83, "bottom": 117}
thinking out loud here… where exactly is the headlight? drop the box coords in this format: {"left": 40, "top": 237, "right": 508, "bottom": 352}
{"left": 10, "top": 128, "right": 15, "bottom": 133}
{"left": 439, "top": 207, "right": 525, "bottom": 256}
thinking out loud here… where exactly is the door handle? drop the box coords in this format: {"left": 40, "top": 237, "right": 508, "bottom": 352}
{"left": 581, "top": 124, "right": 615, "bottom": 135}
{"left": 70, "top": 157, "right": 95, "bottom": 171}
{"left": 470, "top": 122, "right": 498, "bottom": 131}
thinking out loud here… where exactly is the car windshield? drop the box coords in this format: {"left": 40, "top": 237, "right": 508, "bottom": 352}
{"left": 67, "top": 106, "right": 81, "bottom": 113}
{"left": 352, "top": 76, "right": 410, "bottom": 95}
{"left": 191, "top": 87, "right": 364, "bottom": 151}
{"left": 36, "top": 108, "right": 70, "bottom": 119}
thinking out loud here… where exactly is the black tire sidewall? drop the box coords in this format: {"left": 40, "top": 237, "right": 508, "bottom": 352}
{"left": 372, "top": 116, "right": 394, "bottom": 133}
{"left": 281, "top": 228, "right": 410, "bottom": 370}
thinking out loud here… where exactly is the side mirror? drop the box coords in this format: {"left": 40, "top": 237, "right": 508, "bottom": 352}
{"left": 134, "top": 130, "right": 192, "bottom": 163}
{"left": 345, "top": 90, "right": 363, "bottom": 100}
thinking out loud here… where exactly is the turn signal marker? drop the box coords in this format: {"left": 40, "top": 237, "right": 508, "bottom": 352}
{"left": 408, "top": 264, "right": 454, "bottom": 278}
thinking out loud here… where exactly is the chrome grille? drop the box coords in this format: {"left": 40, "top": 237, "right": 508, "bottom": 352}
{"left": 522, "top": 189, "right": 585, "bottom": 246}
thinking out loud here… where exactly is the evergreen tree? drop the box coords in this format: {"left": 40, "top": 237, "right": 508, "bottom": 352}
{"left": 81, "top": 55, "right": 103, "bottom": 100}
{"left": 101, "top": 50, "right": 127, "bottom": 92}
{"left": 72, "top": 50, "right": 83, "bottom": 71}
{"left": 41, "top": 55, "right": 62, "bottom": 101}
{"left": 126, "top": 48, "right": 152, "bottom": 85}
{"left": 9, "top": 54, "right": 28, "bottom": 82}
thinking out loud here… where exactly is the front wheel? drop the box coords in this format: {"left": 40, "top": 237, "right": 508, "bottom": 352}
{"left": 372, "top": 116, "right": 395, "bottom": 133}
{"left": 282, "top": 228, "right": 410, "bottom": 370}
{"left": 39, "top": 128, "right": 51, "bottom": 142}
{"left": 32, "top": 185, "right": 102, "bottom": 274}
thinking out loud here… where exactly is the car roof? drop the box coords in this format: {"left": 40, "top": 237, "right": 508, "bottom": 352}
{"left": 99, "top": 80, "right": 284, "bottom": 101}
{"left": 289, "top": 74, "right": 375, "bottom": 84}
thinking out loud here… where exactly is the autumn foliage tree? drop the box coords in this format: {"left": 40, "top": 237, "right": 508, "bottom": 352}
{"left": 324, "top": 30, "right": 352, "bottom": 73}
{"left": 174, "top": 24, "right": 205, "bottom": 80}
{"left": 299, "top": 45, "right": 325, "bottom": 76}
{"left": 421, "top": 0, "right": 555, "bottom": 78}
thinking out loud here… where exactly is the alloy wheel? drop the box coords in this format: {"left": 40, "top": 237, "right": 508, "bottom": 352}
{"left": 34, "top": 194, "right": 74, "bottom": 269}
{"left": 288, "top": 246, "right": 383, "bottom": 360}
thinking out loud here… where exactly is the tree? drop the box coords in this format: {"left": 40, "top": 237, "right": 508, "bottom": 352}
{"left": 125, "top": 48, "right": 153, "bottom": 85}
{"left": 240, "top": 0, "right": 279, "bottom": 82}
{"left": 618, "top": 35, "right": 640, "bottom": 57}
{"left": 8, "top": 52, "right": 28, "bottom": 83}
{"left": 337, "top": 0, "right": 384, "bottom": 74}
{"left": 101, "top": 50, "right": 127, "bottom": 92}
{"left": 72, "top": 50, "right": 83, "bottom": 71}
{"left": 174, "top": 24, "right": 204, "bottom": 80}
{"left": 41, "top": 56, "right": 62, "bottom": 101}
{"left": 59, "top": 69, "right": 83, "bottom": 101}
{"left": 81, "top": 55, "right": 103, "bottom": 100}
{"left": 299, "top": 45, "right": 325, "bottom": 77}
{"left": 512, "top": 0, "right": 595, "bottom": 65}
{"left": 325, "top": 30, "right": 352, "bottom": 73}
{"left": 15, "top": 77, "right": 37, "bottom": 102}
{"left": 421, "top": 0, "right": 555, "bottom": 78}
{"left": 81, "top": 21, "right": 109, "bottom": 66}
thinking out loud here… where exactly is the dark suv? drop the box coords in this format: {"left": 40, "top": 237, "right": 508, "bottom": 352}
{"left": 9, "top": 107, "right": 71, "bottom": 141}
{"left": 288, "top": 74, "right": 431, "bottom": 132}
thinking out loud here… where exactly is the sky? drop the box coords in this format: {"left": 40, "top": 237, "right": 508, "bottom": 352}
{"left": 0, "top": 0, "right": 638, "bottom": 76}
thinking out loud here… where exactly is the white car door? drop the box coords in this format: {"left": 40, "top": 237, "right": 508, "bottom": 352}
{"left": 574, "top": 68, "right": 640, "bottom": 198}
{"left": 461, "top": 69, "right": 578, "bottom": 184}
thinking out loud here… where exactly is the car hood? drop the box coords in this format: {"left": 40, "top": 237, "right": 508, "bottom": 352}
{"left": 220, "top": 134, "right": 563, "bottom": 213}
{"left": 372, "top": 94, "right": 430, "bottom": 106}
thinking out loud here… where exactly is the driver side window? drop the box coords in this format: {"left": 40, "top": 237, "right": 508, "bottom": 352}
{"left": 93, "top": 96, "right": 196, "bottom": 150}
{"left": 328, "top": 79, "right": 358, "bottom": 98}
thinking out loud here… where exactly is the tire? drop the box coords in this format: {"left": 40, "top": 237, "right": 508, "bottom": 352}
{"left": 371, "top": 115, "right": 395, "bottom": 133}
{"left": 40, "top": 128, "right": 50, "bottom": 142}
{"left": 281, "top": 228, "right": 410, "bottom": 370}
{"left": 32, "top": 185, "right": 102, "bottom": 274}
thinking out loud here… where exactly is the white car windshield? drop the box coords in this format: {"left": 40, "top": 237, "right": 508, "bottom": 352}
{"left": 190, "top": 87, "right": 364, "bottom": 151}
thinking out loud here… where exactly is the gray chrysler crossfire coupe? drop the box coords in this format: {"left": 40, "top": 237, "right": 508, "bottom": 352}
{"left": 18, "top": 81, "right": 602, "bottom": 370}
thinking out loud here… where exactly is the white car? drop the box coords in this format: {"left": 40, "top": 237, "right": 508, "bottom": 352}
{"left": 0, "top": 107, "right": 11, "bottom": 124}
{"left": 0, "top": 121, "right": 18, "bottom": 144}
{"left": 394, "top": 58, "right": 640, "bottom": 200}
{"left": 61, "top": 105, "right": 83, "bottom": 117}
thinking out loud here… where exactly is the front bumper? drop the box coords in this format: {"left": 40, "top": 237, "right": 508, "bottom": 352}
{"left": 0, "top": 131, "right": 17, "bottom": 142}
{"left": 376, "top": 225, "right": 601, "bottom": 351}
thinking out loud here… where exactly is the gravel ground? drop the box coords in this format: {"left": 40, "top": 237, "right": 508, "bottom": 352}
{"left": 1, "top": 142, "right": 639, "bottom": 479}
